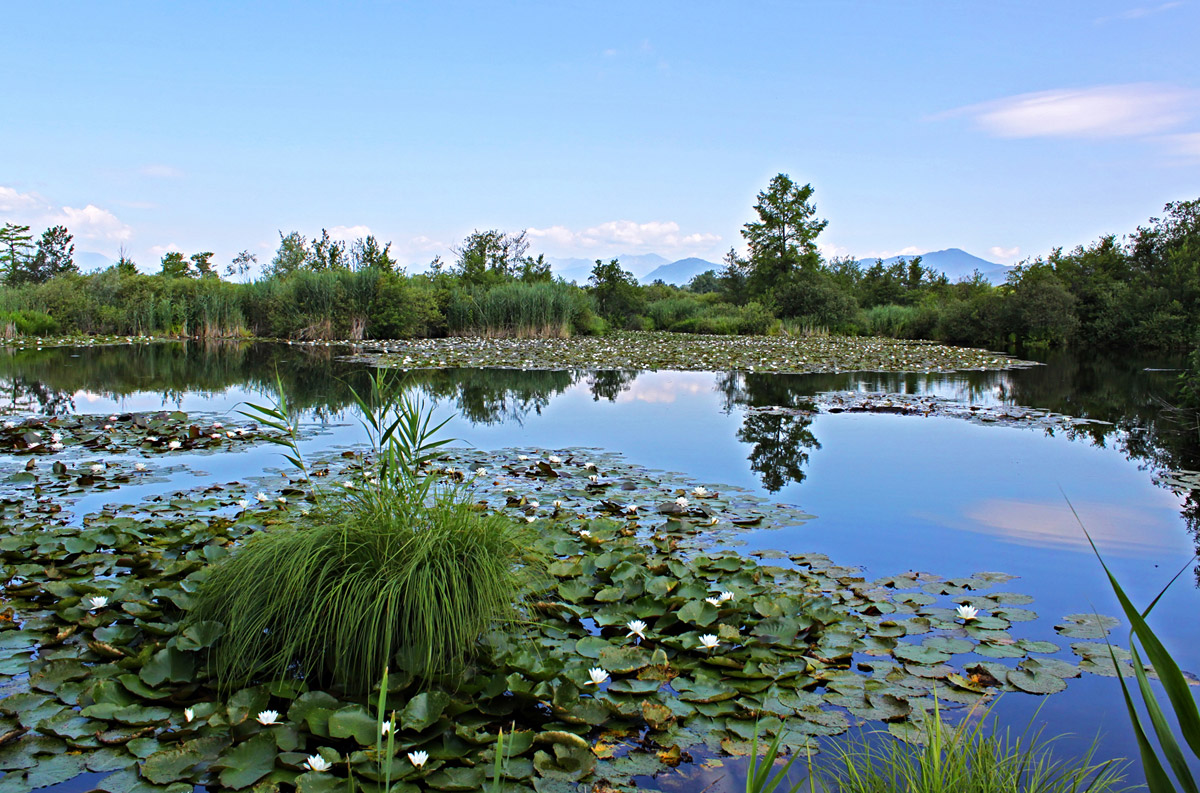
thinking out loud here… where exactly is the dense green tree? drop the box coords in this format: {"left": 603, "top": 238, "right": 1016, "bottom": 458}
{"left": 350, "top": 236, "right": 396, "bottom": 272}
{"left": 687, "top": 269, "right": 722, "bottom": 294}
{"left": 453, "top": 230, "right": 532, "bottom": 285}
{"left": 159, "top": 251, "right": 193, "bottom": 278}
{"left": 0, "top": 222, "right": 34, "bottom": 284}
{"left": 310, "top": 229, "right": 347, "bottom": 271}
{"left": 270, "top": 232, "right": 309, "bottom": 278}
{"left": 16, "top": 226, "right": 77, "bottom": 284}
{"left": 191, "top": 252, "right": 217, "bottom": 278}
{"left": 588, "top": 258, "right": 643, "bottom": 324}
{"left": 741, "top": 174, "right": 827, "bottom": 301}
{"left": 113, "top": 248, "right": 138, "bottom": 277}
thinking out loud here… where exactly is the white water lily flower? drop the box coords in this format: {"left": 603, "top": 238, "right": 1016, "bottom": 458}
{"left": 50, "top": 432, "right": 62, "bottom": 442}
{"left": 381, "top": 721, "right": 392, "bottom": 735}
{"left": 553, "top": 500, "right": 562, "bottom": 508}
{"left": 587, "top": 667, "right": 609, "bottom": 685}
{"left": 2, "top": 421, "right": 13, "bottom": 429}
{"left": 588, "top": 475, "right": 599, "bottom": 484}
{"left": 50, "top": 442, "right": 63, "bottom": 451}
{"left": 527, "top": 500, "right": 539, "bottom": 508}
{"left": 718, "top": 591, "right": 735, "bottom": 603}
{"left": 276, "top": 497, "right": 287, "bottom": 504}
{"left": 692, "top": 486, "right": 708, "bottom": 497}
{"left": 135, "top": 462, "right": 147, "bottom": 471}
{"left": 146, "top": 436, "right": 158, "bottom": 442}
{"left": 524, "top": 516, "right": 535, "bottom": 523}
{"left": 27, "top": 442, "right": 39, "bottom": 449}
{"left": 584, "top": 462, "right": 596, "bottom": 470}
{"left": 408, "top": 750, "right": 429, "bottom": 769}
{"left": 698, "top": 634, "right": 720, "bottom": 650}
{"left": 675, "top": 497, "right": 689, "bottom": 508}
{"left": 623, "top": 504, "right": 638, "bottom": 514}
{"left": 341, "top": 481, "right": 355, "bottom": 489}
{"left": 503, "top": 487, "right": 514, "bottom": 493}
{"left": 956, "top": 604, "right": 980, "bottom": 621}
{"left": 255, "top": 492, "right": 268, "bottom": 502}
{"left": 578, "top": 529, "right": 591, "bottom": 537}
{"left": 548, "top": 455, "right": 562, "bottom": 464}
{"left": 168, "top": 440, "right": 182, "bottom": 450}
{"left": 626, "top": 619, "right": 647, "bottom": 641}
{"left": 475, "top": 467, "right": 487, "bottom": 476}
{"left": 184, "top": 707, "right": 195, "bottom": 722}
{"left": 91, "top": 464, "right": 104, "bottom": 474}
{"left": 237, "top": 499, "right": 249, "bottom": 508}
{"left": 517, "top": 455, "right": 529, "bottom": 461}
{"left": 86, "top": 595, "right": 109, "bottom": 610}
{"left": 705, "top": 597, "right": 722, "bottom": 607}
{"left": 226, "top": 431, "right": 236, "bottom": 438}
{"left": 210, "top": 433, "right": 221, "bottom": 440}
{"left": 212, "top": 422, "right": 223, "bottom": 428}
{"left": 305, "top": 754, "right": 332, "bottom": 772}
{"left": 104, "top": 424, "right": 113, "bottom": 431}
{"left": 256, "top": 710, "right": 280, "bottom": 725}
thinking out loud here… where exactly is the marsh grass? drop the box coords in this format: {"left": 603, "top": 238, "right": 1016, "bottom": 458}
{"left": 817, "top": 703, "right": 1129, "bottom": 793}
{"left": 192, "top": 371, "right": 541, "bottom": 692}
{"left": 445, "top": 281, "right": 582, "bottom": 338}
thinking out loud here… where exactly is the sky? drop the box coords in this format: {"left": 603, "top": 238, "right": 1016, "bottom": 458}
{"left": 2, "top": 1, "right": 1199, "bottom": 274}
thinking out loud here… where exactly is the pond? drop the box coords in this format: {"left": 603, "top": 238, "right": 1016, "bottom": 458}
{"left": 0, "top": 340, "right": 1196, "bottom": 790}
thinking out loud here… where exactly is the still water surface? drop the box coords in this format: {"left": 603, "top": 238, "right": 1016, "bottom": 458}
{"left": 2, "top": 341, "right": 1196, "bottom": 786}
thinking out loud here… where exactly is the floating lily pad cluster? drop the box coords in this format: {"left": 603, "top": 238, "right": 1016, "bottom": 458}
{"left": 1, "top": 412, "right": 266, "bottom": 460}
{"left": 767, "top": 392, "right": 1111, "bottom": 433}
{"left": 0, "top": 335, "right": 162, "bottom": 351}
{"left": 0, "top": 440, "right": 1137, "bottom": 793}
{"left": 350, "top": 332, "right": 1032, "bottom": 375}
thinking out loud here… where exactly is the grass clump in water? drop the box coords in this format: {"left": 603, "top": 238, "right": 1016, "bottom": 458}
{"left": 191, "top": 373, "right": 541, "bottom": 692}
{"left": 815, "top": 705, "right": 1129, "bottom": 793}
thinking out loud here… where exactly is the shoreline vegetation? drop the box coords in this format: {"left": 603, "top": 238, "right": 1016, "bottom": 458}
{"left": 1, "top": 176, "right": 1197, "bottom": 357}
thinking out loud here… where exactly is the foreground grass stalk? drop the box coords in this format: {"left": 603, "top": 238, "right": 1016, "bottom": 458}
{"left": 1068, "top": 497, "right": 1200, "bottom": 793}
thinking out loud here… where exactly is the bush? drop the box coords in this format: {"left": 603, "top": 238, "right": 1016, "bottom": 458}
{"left": 0, "top": 309, "right": 59, "bottom": 336}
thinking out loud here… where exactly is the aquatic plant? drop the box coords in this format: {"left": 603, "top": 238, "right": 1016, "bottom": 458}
{"left": 819, "top": 701, "right": 1129, "bottom": 793}
{"left": 191, "top": 373, "right": 541, "bottom": 690}
{"left": 1075, "top": 501, "right": 1200, "bottom": 793}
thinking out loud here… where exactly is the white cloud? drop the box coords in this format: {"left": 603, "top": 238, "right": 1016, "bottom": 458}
{"left": 326, "top": 224, "right": 371, "bottom": 242}
{"left": 0, "top": 185, "right": 133, "bottom": 245}
{"left": 941, "top": 83, "right": 1196, "bottom": 139}
{"left": 1095, "top": 1, "right": 1182, "bottom": 24}
{"left": 857, "top": 246, "right": 922, "bottom": 261}
{"left": 989, "top": 246, "right": 1021, "bottom": 261}
{"left": 0, "top": 186, "right": 43, "bottom": 212}
{"left": 149, "top": 243, "right": 182, "bottom": 257}
{"left": 139, "top": 164, "right": 184, "bottom": 178}
{"left": 527, "top": 219, "right": 720, "bottom": 253}
{"left": 55, "top": 205, "right": 133, "bottom": 242}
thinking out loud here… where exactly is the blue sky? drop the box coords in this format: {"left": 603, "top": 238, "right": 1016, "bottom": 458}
{"left": 2, "top": 1, "right": 1198, "bottom": 274}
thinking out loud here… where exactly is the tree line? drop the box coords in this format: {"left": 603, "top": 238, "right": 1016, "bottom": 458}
{"left": 2, "top": 175, "right": 1198, "bottom": 354}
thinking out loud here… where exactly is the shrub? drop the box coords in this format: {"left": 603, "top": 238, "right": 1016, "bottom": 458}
{"left": 0, "top": 309, "right": 59, "bottom": 336}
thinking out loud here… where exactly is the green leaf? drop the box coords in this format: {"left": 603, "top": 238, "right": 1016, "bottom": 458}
{"left": 218, "top": 734, "right": 278, "bottom": 790}
{"left": 139, "top": 648, "right": 195, "bottom": 687}
{"left": 328, "top": 705, "right": 378, "bottom": 746}
{"left": 400, "top": 691, "right": 451, "bottom": 732}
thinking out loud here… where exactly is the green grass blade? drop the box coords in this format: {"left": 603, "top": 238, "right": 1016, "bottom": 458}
{"left": 1130, "top": 642, "right": 1200, "bottom": 793}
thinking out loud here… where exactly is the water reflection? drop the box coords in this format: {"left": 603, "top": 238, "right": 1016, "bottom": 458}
{"left": 1, "top": 343, "right": 1195, "bottom": 555}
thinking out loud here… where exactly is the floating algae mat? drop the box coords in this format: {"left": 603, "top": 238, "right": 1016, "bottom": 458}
{"left": 0, "top": 443, "right": 1139, "bottom": 793}
{"left": 351, "top": 332, "right": 1032, "bottom": 375}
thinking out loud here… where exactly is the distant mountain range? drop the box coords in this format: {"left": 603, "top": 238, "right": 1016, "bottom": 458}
{"left": 548, "top": 247, "right": 1011, "bottom": 287}
{"left": 852, "top": 248, "right": 1012, "bottom": 285}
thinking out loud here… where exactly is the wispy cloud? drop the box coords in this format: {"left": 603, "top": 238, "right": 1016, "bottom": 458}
{"left": 527, "top": 220, "right": 720, "bottom": 253}
{"left": 939, "top": 83, "right": 1197, "bottom": 139}
{"left": 0, "top": 185, "right": 132, "bottom": 244}
{"left": 1159, "top": 131, "right": 1200, "bottom": 159}
{"left": 1095, "top": 1, "right": 1183, "bottom": 24}
{"left": 989, "top": 245, "right": 1021, "bottom": 261}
